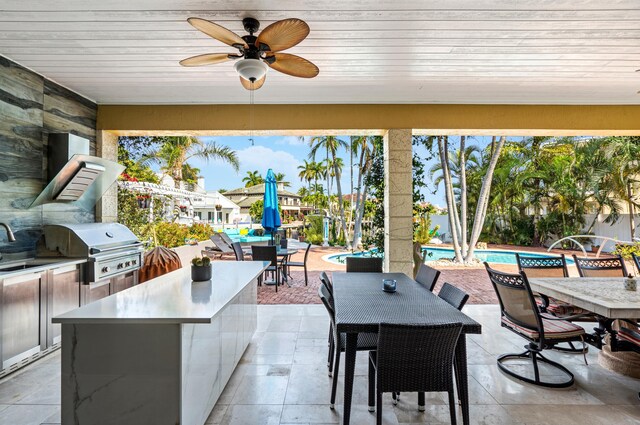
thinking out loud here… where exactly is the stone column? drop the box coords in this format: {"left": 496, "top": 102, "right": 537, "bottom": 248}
{"left": 96, "top": 130, "right": 118, "bottom": 223}
{"left": 383, "top": 129, "right": 413, "bottom": 275}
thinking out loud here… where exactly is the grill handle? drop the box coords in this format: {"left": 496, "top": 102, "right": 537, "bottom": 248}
{"left": 89, "top": 241, "right": 144, "bottom": 255}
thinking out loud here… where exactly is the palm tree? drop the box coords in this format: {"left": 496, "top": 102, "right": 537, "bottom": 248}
{"left": 351, "top": 136, "right": 377, "bottom": 248}
{"left": 602, "top": 136, "right": 640, "bottom": 238}
{"left": 308, "top": 136, "right": 349, "bottom": 245}
{"left": 297, "top": 160, "right": 314, "bottom": 189}
{"left": 242, "top": 170, "right": 264, "bottom": 187}
{"left": 273, "top": 172, "right": 290, "bottom": 187}
{"left": 140, "top": 136, "right": 239, "bottom": 189}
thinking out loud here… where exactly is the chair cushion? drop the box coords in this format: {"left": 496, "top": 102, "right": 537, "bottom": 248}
{"left": 287, "top": 261, "right": 304, "bottom": 267}
{"left": 618, "top": 326, "right": 640, "bottom": 347}
{"left": 338, "top": 332, "right": 378, "bottom": 351}
{"left": 536, "top": 297, "right": 590, "bottom": 316}
{"left": 501, "top": 316, "right": 585, "bottom": 340}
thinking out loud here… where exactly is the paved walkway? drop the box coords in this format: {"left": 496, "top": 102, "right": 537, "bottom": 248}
{"left": 256, "top": 242, "right": 632, "bottom": 305}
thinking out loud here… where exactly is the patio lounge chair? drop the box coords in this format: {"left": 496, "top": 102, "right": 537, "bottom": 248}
{"left": 346, "top": 256, "right": 383, "bottom": 273}
{"left": 415, "top": 263, "right": 441, "bottom": 291}
{"left": 484, "top": 263, "right": 587, "bottom": 388}
{"left": 202, "top": 233, "right": 235, "bottom": 259}
{"left": 573, "top": 254, "right": 628, "bottom": 277}
{"left": 368, "top": 323, "right": 462, "bottom": 425}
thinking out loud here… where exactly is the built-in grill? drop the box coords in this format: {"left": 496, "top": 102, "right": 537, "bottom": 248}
{"left": 38, "top": 223, "right": 144, "bottom": 283}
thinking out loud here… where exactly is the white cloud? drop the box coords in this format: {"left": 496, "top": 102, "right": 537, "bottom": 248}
{"left": 236, "top": 145, "right": 302, "bottom": 188}
{"left": 275, "top": 136, "right": 309, "bottom": 146}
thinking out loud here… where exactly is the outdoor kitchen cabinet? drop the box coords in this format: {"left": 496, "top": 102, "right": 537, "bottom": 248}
{"left": 47, "top": 264, "right": 82, "bottom": 346}
{"left": 0, "top": 271, "right": 47, "bottom": 371}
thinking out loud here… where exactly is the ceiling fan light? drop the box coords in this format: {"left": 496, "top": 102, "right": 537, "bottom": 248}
{"left": 234, "top": 58, "right": 268, "bottom": 82}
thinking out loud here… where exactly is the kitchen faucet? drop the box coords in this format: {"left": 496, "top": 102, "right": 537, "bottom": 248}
{"left": 0, "top": 222, "right": 16, "bottom": 261}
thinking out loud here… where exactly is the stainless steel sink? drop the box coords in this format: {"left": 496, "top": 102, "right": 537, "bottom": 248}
{"left": 0, "top": 259, "right": 67, "bottom": 274}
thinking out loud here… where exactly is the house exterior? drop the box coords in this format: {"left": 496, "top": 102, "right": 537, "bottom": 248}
{"left": 223, "top": 182, "right": 309, "bottom": 222}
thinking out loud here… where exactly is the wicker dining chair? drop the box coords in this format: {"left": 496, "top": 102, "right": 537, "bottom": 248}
{"left": 632, "top": 253, "right": 640, "bottom": 275}
{"left": 231, "top": 242, "right": 245, "bottom": 261}
{"left": 573, "top": 254, "right": 628, "bottom": 277}
{"left": 320, "top": 271, "right": 333, "bottom": 295}
{"left": 484, "top": 262, "right": 587, "bottom": 388}
{"left": 438, "top": 282, "right": 470, "bottom": 310}
{"left": 287, "top": 243, "right": 312, "bottom": 285}
{"left": 251, "top": 245, "right": 284, "bottom": 292}
{"left": 346, "top": 256, "right": 383, "bottom": 273}
{"left": 317, "top": 285, "right": 378, "bottom": 409}
{"left": 415, "top": 263, "right": 441, "bottom": 292}
{"left": 368, "top": 323, "right": 462, "bottom": 425}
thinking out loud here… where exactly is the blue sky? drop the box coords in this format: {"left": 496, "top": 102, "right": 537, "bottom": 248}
{"left": 189, "top": 135, "right": 508, "bottom": 207}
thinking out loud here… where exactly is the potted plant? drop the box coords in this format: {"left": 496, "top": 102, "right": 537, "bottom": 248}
{"left": 191, "top": 255, "right": 212, "bottom": 281}
{"left": 215, "top": 203, "right": 222, "bottom": 211}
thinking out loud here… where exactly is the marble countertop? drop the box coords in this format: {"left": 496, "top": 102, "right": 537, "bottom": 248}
{"left": 528, "top": 277, "right": 640, "bottom": 319}
{"left": 53, "top": 261, "right": 269, "bottom": 324}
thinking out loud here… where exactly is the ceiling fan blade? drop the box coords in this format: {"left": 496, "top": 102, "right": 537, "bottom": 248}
{"left": 268, "top": 53, "right": 319, "bottom": 78}
{"left": 179, "top": 53, "right": 232, "bottom": 67}
{"left": 187, "top": 17, "right": 248, "bottom": 49}
{"left": 256, "top": 18, "right": 309, "bottom": 52}
{"left": 240, "top": 75, "right": 266, "bottom": 90}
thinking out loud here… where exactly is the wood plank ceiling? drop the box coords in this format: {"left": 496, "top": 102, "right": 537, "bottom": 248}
{"left": 1, "top": 0, "right": 639, "bottom": 104}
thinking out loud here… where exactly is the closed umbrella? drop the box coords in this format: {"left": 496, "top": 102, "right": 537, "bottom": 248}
{"left": 261, "top": 169, "right": 282, "bottom": 244}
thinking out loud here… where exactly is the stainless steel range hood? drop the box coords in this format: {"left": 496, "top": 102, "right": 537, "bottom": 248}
{"left": 30, "top": 134, "right": 124, "bottom": 211}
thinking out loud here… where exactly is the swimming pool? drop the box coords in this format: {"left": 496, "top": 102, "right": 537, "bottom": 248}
{"left": 324, "top": 246, "right": 574, "bottom": 265}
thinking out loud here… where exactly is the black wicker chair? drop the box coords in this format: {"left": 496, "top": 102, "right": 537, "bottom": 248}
{"left": 346, "top": 256, "right": 383, "bottom": 273}
{"left": 573, "top": 254, "right": 628, "bottom": 277}
{"left": 317, "top": 285, "right": 378, "bottom": 409}
{"left": 287, "top": 243, "right": 312, "bottom": 285}
{"left": 415, "top": 263, "right": 441, "bottom": 292}
{"left": 438, "top": 282, "right": 469, "bottom": 310}
{"left": 368, "top": 323, "right": 462, "bottom": 425}
{"left": 484, "top": 262, "right": 587, "bottom": 388}
{"left": 231, "top": 242, "right": 245, "bottom": 261}
{"left": 251, "top": 245, "right": 284, "bottom": 292}
{"left": 631, "top": 253, "right": 640, "bottom": 275}
{"left": 320, "top": 271, "right": 333, "bottom": 293}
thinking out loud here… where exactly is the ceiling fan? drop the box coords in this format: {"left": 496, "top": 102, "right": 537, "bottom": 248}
{"left": 180, "top": 17, "right": 319, "bottom": 90}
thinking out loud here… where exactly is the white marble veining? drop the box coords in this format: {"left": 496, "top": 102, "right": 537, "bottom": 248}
{"left": 56, "top": 261, "right": 264, "bottom": 425}
{"left": 529, "top": 277, "right": 640, "bottom": 319}
{"left": 53, "top": 261, "right": 269, "bottom": 324}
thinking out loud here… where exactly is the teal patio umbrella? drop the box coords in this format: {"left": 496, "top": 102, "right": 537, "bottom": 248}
{"left": 261, "top": 169, "right": 282, "bottom": 243}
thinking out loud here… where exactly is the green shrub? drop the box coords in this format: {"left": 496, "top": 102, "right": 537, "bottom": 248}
{"left": 613, "top": 243, "right": 640, "bottom": 260}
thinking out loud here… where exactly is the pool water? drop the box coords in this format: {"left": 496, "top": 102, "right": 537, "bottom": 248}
{"left": 325, "top": 247, "right": 574, "bottom": 265}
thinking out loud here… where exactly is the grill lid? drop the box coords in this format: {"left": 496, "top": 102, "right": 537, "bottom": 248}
{"left": 42, "top": 223, "right": 140, "bottom": 258}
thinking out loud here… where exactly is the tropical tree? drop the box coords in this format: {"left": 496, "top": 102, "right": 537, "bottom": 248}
{"left": 139, "top": 136, "right": 239, "bottom": 189}
{"left": 242, "top": 170, "right": 264, "bottom": 187}
{"left": 434, "top": 135, "right": 506, "bottom": 262}
{"left": 308, "top": 136, "right": 350, "bottom": 246}
{"left": 351, "top": 136, "right": 377, "bottom": 248}
{"left": 273, "top": 172, "right": 290, "bottom": 187}
{"left": 602, "top": 136, "right": 640, "bottom": 238}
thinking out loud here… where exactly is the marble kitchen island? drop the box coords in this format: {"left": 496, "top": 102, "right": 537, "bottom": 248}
{"left": 52, "top": 260, "right": 268, "bottom": 425}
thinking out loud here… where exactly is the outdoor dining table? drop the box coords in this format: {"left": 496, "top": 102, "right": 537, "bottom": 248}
{"left": 528, "top": 277, "right": 640, "bottom": 348}
{"left": 332, "top": 272, "right": 482, "bottom": 425}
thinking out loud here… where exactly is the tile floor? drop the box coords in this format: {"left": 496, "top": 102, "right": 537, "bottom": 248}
{"left": 0, "top": 304, "right": 638, "bottom": 425}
